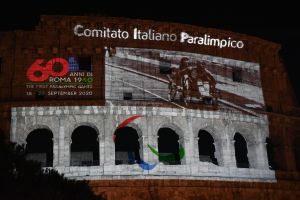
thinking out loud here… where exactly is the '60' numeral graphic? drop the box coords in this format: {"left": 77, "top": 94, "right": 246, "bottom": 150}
{"left": 26, "top": 58, "right": 69, "bottom": 82}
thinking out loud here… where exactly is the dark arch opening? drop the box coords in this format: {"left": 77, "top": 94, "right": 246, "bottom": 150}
{"left": 158, "top": 128, "right": 181, "bottom": 165}
{"left": 71, "top": 126, "right": 99, "bottom": 166}
{"left": 234, "top": 133, "right": 249, "bottom": 168}
{"left": 266, "top": 137, "right": 276, "bottom": 170}
{"left": 25, "top": 128, "right": 53, "bottom": 167}
{"left": 115, "top": 127, "right": 141, "bottom": 165}
{"left": 198, "top": 130, "right": 218, "bottom": 165}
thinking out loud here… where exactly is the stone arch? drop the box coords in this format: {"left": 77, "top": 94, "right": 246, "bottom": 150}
{"left": 123, "top": 122, "right": 144, "bottom": 161}
{"left": 197, "top": 129, "right": 218, "bottom": 165}
{"left": 64, "top": 117, "right": 104, "bottom": 166}
{"left": 234, "top": 132, "right": 249, "bottom": 168}
{"left": 70, "top": 124, "right": 100, "bottom": 166}
{"left": 231, "top": 124, "right": 262, "bottom": 168}
{"left": 230, "top": 124, "right": 257, "bottom": 144}
{"left": 125, "top": 122, "right": 143, "bottom": 138}
{"left": 64, "top": 114, "right": 103, "bottom": 143}
{"left": 26, "top": 125, "right": 53, "bottom": 135}
{"left": 155, "top": 121, "right": 185, "bottom": 140}
{"left": 70, "top": 122, "right": 101, "bottom": 139}
{"left": 114, "top": 125, "right": 142, "bottom": 165}
{"left": 24, "top": 124, "right": 55, "bottom": 144}
{"left": 156, "top": 122, "right": 185, "bottom": 165}
{"left": 194, "top": 126, "right": 224, "bottom": 166}
{"left": 25, "top": 128, "right": 54, "bottom": 167}
{"left": 194, "top": 126, "right": 219, "bottom": 143}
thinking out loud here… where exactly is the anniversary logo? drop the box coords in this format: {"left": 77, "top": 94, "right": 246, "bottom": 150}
{"left": 25, "top": 57, "right": 93, "bottom": 97}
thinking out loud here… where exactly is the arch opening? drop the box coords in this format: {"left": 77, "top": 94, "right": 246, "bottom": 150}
{"left": 115, "top": 127, "right": 141, "bottom": 165}
{"left": 25, "top": 128, "right": 53, "bottom": 167}
{"left": 198, "top": 130, "right": 218, "bottom": 165}
{"left": 70, "top": 126, "right": 99, "bottom": 166}
{"left": 158, "top": 128, "right": 181, "bottom": 165}
{"left": 234, "top": 132, "right": 249, "bottom": 168}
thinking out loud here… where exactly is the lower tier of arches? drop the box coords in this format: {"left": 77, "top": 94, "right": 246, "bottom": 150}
{"left": 11, "top": 105, "right": 275, "bottom": 181}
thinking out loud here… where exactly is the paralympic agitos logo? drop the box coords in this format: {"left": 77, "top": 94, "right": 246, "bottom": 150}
{"left": 113, "top": 115, "right": 185, "bottom": 170}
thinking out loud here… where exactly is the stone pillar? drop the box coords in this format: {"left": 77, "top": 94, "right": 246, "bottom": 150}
{"left": 219, "top": 124, "right": 237, "bottom": 168}
{"left": 64, "top": 138, "right": 71, "bottom": 166}
{"left": 221, "top": 136, "right": 237, "bottom": 168}
{"left": 247, "top": 141, "right": 255, "bottom": 168}
{"left": 182, "top": 136, "right": 192, "bottom": 165}
{"left": 138, "top": 136, "right": 144, "bottom": 161}
{"left": 213, "top": 140, "right": 224, "bottom": 166}
{"left": 104, "top": 115, "right": 115, "bottom": 165}
{"left": 146, "top": 135, "right": 159, "bottom": 163}
{"left": 193, "top": 137, "right": 200, "bottom": 164}
{"left": 253, "top": 125, "right": 272, "bottom": 169}
{"left": 53, "top": 137, "right": 59, "bottom": 167}
{"left": 10, "top": 112, "right": 17, "bottom": 142}
{"left": 142, "top": 116, "right": 158, "bottom": 164}
{"left": 58, "top": 125, "right": 65, "bottom": 166}
{"left": 183, "top": 117, "right": 193, "bottom": 165}
{"left": 254, "top": 140, "right": 269, "bottom": 169}
{"left": 99, "top": 133, "right": 105, "bottom": 165}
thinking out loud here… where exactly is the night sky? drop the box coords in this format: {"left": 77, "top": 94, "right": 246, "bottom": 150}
{"left": 1, "top": 1, "right": 299, "bottom": 104}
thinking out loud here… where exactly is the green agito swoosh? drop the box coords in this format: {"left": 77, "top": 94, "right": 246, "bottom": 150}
{"left": 147, "top": 144, "right": 185, "bottom": 161}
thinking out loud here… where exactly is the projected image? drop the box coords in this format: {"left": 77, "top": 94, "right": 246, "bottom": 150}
{"left": 25, "top": 56, "right": 94, "bottom": 98}
{"left": 105, "top": 47, "right": 265, "bottom": 113}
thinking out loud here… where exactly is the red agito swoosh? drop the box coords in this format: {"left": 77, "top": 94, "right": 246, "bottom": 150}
{"left": 112, "top": 115, "right": 141, "bottom": 142}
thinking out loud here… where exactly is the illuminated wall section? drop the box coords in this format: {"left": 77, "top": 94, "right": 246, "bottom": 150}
{"left": 4, "top": 16, "right": 277, "bottom": 182}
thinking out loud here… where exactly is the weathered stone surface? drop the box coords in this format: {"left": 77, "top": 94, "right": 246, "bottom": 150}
{"left": 11, "top": 105, "right": 274, "bottom": 181}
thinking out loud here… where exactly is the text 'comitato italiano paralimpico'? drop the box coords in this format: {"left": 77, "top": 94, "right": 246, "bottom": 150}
{"left": 73, "top": 24, "right": 244, "bottom": 49}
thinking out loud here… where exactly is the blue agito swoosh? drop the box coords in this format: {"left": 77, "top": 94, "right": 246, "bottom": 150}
{"left": 127, "top": 151, "right": 157, "bottom": 170}
{"left": 138, "top": 159, "right": 157, "bottom": 170}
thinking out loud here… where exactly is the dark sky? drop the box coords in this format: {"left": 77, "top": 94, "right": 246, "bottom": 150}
{"left": 1, "top": 1, "right": 299, "bottom": 104}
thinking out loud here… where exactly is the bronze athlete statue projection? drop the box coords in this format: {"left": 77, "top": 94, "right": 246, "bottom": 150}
{"left": 167, "top": 57, "right": 218, "bottom": 105}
